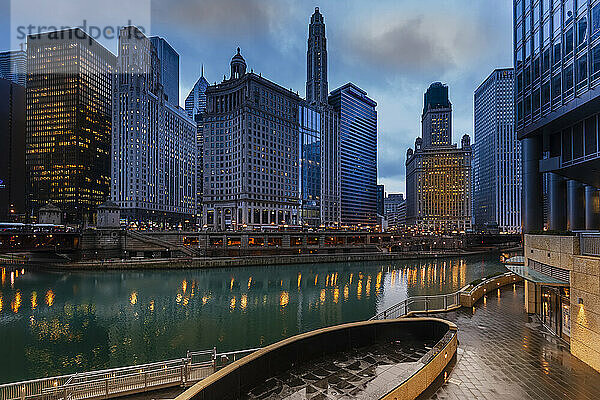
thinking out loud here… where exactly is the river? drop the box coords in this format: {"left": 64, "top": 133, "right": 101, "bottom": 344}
{"left": 0, "top": 254, "right": 507, "bottom": 383}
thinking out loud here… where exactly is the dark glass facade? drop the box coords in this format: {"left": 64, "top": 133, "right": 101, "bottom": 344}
{"left": 299, "top": 102, "right": 321, "bottom": 226}
{"left": 26, "top": 29, "right": 115, "bottom": 223}
{"left": 329, "top": 83, "right": 377, "bottom": 226}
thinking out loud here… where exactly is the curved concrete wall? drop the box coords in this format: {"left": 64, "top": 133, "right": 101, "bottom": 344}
{"left": 175, "top": 318, "right": 457, "bottom": 400}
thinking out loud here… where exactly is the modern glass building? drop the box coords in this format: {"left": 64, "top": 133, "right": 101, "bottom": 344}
{"left": 515, "top": 0, "right": 600, "bottom": 232}
{"left": 0, "top": 50, "right": 26, "bottom": 86}
{"left": 185, "top": 67, "right": 209, "bottom": 119}
{"left": 150, "top": 36, "right": 180, "bottom": 107}
{"left": 328, "top": 83, "right": 377, "bottom": 226}
{"left": 26, "top": 29, "right": 115, "bottom": 223}
{"left": 473, "top": 68, "right": 521, "bottom": 233}
{"left": 299, "top": 101, "right": 321, "bottom": 226}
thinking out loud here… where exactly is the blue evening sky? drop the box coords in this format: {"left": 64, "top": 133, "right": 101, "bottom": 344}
{"left": 0, "top": 0, "right": 513, "bottom": 194}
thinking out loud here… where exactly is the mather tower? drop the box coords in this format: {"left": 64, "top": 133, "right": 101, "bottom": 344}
{"left": 306, "top": 7, "right": 328, "bottom": 105}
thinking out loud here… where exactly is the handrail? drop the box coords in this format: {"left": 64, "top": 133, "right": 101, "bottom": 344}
{"left": 0, "top": 346, "right": 262, "bottom": 400}
{"left": 370, "top": 272, "right": 515, "bottom": 321}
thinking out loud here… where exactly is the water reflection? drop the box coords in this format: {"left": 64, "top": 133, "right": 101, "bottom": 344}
{"left": 0, "top": 254, "right": 506, "bottom": 383}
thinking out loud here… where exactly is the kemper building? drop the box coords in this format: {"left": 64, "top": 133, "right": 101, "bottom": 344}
{"left": 201, "top": 49, "right": 301, "bottom": 230}
{"left": 111, "top": 27, "right": 197, "bottom": 227}
{"left": 405, "top": 82, "right": 472, "bottom": 233}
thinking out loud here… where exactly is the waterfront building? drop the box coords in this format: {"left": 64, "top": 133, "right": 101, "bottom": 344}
{"left": 473, "top": 68, "right": 521, "bottom": 233}
{"left": 306, "top": 7, "right": 341, "bottom": 227}
{"left": 26, "top": 29, "right": 115, "bottom": 223}
{"left": 384, "top": 193, "right": 406, "bottom": 229}
{"left": 0, "top": 50, "right": 26, "bottom": 86}
{"left": 149, "top": 36, "right": 180, "bottom": 107}
{"left": 0, "top": 77, "right": 25, "bottom": 220}
{"left": 405, "top": 82, "right": 472, "bottom": 233}
{"left": 329, "top": 83, "right": 377, "bottom": 226}
{"left": 512, "top": 0, "right": 600, "bottom": 373}
{"left": 377, "top": 185, "right": 385, "bottom": 217}
{"left": 201, "top": 48, "right": 300, "bottom": 230}
{"left": 112, "top": 27, "right": 196, "bottom": 227}
{"left": 185, "top": 69, "right": 210, "bottom": 224}
{"left": 299, "top": 101, "right": 321, "bottom": 226}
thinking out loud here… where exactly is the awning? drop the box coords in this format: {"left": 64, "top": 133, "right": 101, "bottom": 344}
{"left": 504, "top": 256, "right": 524, "bottom": 265}
{"left": 505, "top": 264, "right": 569, "bottom": 286}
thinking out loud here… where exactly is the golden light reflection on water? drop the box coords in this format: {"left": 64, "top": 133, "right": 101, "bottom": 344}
{"left": 11, "top": 290, "right": 21, "bottom": 313}
{"left": 357, "top": 280, "right": 362, "bottom": 299}
{"left": 182, "top": 280, "right": 187, "bottom": 293}
{"left": 297, "top": 273, "right": 301, "bottom": 288}
{"left": 344, "top": 285, "right": 349, "bottom": 300}
{"left": 0, "top": 295, "right": 3, "bottom": 312}
{"left": 230, "top": 296, "right": 236, "bottom": 310}
{"left": 333, "top": 287, "right": 339, "bottom": 303}
{"left": 279, "top": 291, "right": 289, "bottom": 308}
{"left": 247, "top": 276, "right": 252, "bottom": 289}
{"left": 129, "top": 291, "right": 137, "bottom": 305}
{"left": 320, "top": 289, "right": 326, "bottom": 304}
{"left": 149, "top": 299, "right": 154, "bottom": 311}
{"left": 241, "top": 294, "right": 248, "bottom": 310}
{"left": 230, "top": 277, "right": 234, "bottom": 290}
{"left": 1, "top": 268, "right": 5, "bottom": 285}
{"left": 31, "top": 291, "right": 37, "bottom": 310}
{"left": 45, "top": 290, "right": 54, "bottom": 307}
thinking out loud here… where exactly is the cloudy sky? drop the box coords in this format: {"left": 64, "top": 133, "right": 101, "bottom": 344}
{"left": 0, "top": 0, "right": 513, "bottom": 194}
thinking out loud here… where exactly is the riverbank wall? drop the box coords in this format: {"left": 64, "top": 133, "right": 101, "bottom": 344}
{"left": 30, "top": 246, "right": 522, "bottom": 270}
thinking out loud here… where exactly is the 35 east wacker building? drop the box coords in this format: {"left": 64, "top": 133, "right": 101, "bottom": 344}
{"left": 405, "top": 82, "right": 472, "bottom": 233}
{"left": 111, "top": 27, "right": 196, "bottom": 227}
{"left": 26, "top": 29, "right": 115, "bottom": 223}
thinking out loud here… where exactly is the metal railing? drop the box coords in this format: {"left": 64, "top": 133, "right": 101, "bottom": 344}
{"left": 370, "top": 291, "right": 462, "bottom": 321}
{"left": 580, "top": 233, "right": 600, "bottom": 256}
{"left": 0, "top": 347, "right": 260, "bottom": 400}
{"left": 371, "top": 272, "right": 516, "bottom": 321}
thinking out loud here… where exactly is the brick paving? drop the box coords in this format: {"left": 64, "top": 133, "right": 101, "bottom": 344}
{"left": 425, "top": 283, "right": 600, "bottom": 400}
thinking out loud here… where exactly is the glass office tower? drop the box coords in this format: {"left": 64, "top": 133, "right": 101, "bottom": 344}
{"left": 26, "top": 29, "right": 115, "bottom": 223}
{"left": 473, "top": 68, "right": 521, "bottom": 233}
{"left": 515, "top": 0, "right": 600, "bottom": 232}
{"left": 329, "top": 83, "right": 377, "bottom": 226}
{"left": 150, "top": 36, "right": 180, "bottom": 107}
{"left": 299, "top": 101, "right": 321, "bottom": 226}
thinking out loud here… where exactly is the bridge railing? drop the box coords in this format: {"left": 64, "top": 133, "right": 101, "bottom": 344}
{"left": 0, "top": 346, "right": 260, "bottom": 400}
{"left": 580, "top": 233, "right": 600, "bottom": 256}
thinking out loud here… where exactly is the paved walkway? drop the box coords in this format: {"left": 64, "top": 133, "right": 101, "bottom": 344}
{"left": 425, "top": 283, "right": 600, "bottom": 400}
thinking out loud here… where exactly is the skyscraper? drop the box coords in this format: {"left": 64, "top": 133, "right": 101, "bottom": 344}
{"left": 150, "top": 36, "right": 180, "bottom": 107}
{"left": 329, "top": 83, "right": 378, "bottom": 226}
{"left": 405, "top": 82, "right": 472, "bottom": 233}
{"left": 473, "top": 68, "right": 521, "bottom": 233}
{"left": 185, "top": 67, "right": 209, "bottom": 119}
{"left": 202, "top": 48, "right": 301, "bottom": 230}
{"left": 26, "top": 29, "right": 115, "bottom": 223}
{"left": 0, "top": 50, "right": 26, "bottom": 86}
{"left": 422, "top": 82, "right": 452, "bottom": 147}
{"left": 304, "top": 7, "right": 340, "bottom": 227}
{"left": 185, "top": 68, "right": 210, "bottom": 224}
{"left": 299, "top": 101, "right": 321, "bottom": 226}
{"left": 377, "top": 184, "right": 385, "bottom": 216}
{"left": 0, "top": 77, "right": 25, "bottom": 220}
{"left": 306, "top": 7, "right": 328, "bottom": 106}
{"left": 112, "top": 27, "right": 196, "bottom": 226}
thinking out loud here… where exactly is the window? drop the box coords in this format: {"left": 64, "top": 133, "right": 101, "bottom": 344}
{"left": 543, "top": 19, "right": 551, "bottom": 44}
{"left": 592, "top": 3, "right": 600, "bottom": 42}
{"left": 577, "top": 16, "right": 588, "bottom": 48}
{"left": 563, "top": 63, "right": 574, "bottom": 96}
{"left": 542, "top": 81, "right": 551, "bottom": 107}
{"left": 543, "top": 47, "right": 551, "bottom": 73}
{"left": 577, "top": 53, "right": 587, "bottom": 87}
{"left": 553, "top": 37, "right": 562, "bottom": 66}
{"left": 592, "top": 43, "right": 600, "bottom": 81}
{"left": 552, "top": 73, "right": 561, "bottom": 100}
{"left": 516, "top": 0, "right": 523, "bottom": 20}
{"left": 564, "top": 26, "right": 574, "bottom": 57}
{"left": 525, "top": 65, "right": 531, "bottom": 87}
{"left": 564, "top": 0, "right": 574, "bottom": 25}
{"left": 553, "top": 7, "right": 562, "bottom": 33}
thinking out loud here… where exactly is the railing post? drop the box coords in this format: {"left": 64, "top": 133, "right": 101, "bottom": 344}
{"left": 383, "top": 310, "right": 387, "bottom": 319}
{"left": 425, "top": 298, "right": 428, "bottom": 313}
{"left": 144, "top": 371, "right": 148, "bottom": 389}
{"left": 180, "top": 359, "right": 185, "bottom": 386}
{"left": 444, "top": 295, "right": 447, "bottom": 310}
{"left": 212, "top": 347, "right": 217, "bottom": 372}
{"left": 404, "top": 301, "right": 407, "bottom": 316}
{"left": 105, "top": 378, "right": 109, "bottom": 399}
{"left": 20, "top": 385, "right": 25, "bottom": 400}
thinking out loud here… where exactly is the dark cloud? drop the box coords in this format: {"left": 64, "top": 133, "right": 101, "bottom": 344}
{"left": 344, "top": 16, "right": 456, "bottom": 76}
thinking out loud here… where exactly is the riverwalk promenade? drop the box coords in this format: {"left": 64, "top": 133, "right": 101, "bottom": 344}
{"left": 424, "top": 284, "right": 600, "bottom": 400}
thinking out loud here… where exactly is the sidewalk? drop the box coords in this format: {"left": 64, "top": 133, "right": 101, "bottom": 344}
{"left": 425, "top": 284, "right": 600, "bottom": 400}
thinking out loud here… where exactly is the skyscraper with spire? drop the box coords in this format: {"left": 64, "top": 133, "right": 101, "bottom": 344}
{"left": 306, "top": 7, "right": 328, "bottom": 106}
{"left": 303, "top": 7, "right": 340, "bottom": 227}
